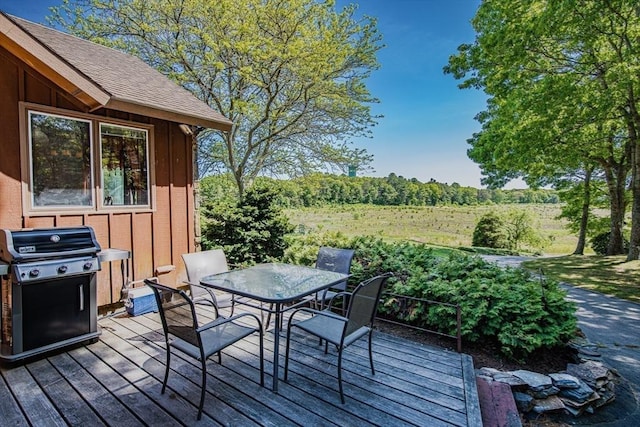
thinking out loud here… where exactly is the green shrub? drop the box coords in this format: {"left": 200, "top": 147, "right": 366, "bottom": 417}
{"left": 285, "top": 233, "right": 577, "bottom": 360}
{"left": 472, "top": 211, "right": 510, "bottom": 249}
{"left": 201, "top": 185, "right": 294, "bottom": 265}
{"left": 403, "top": 253, "right": 577, "bottom": 359}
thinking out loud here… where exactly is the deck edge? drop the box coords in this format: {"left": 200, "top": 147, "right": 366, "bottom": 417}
{"left": 461, "top": 353, "right": 483, "bottom": 426}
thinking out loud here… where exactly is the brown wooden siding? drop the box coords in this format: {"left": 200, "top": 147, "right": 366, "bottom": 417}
{"left": 0, "top": 46, "right": 196, "bottom": 307}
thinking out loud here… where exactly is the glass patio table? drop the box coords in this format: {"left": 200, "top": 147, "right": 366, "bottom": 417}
{"left": 200, "top": 262, "right": 349, "bottom": 392}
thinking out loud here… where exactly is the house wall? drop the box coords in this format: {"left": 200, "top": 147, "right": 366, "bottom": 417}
{"left": 0, "top": 46, "right": 196, "bottom": 306}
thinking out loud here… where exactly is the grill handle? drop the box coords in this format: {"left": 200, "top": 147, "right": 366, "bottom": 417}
{"left": 79, "top": 284, "right": 84, "bottom": 311}
{"left": 12, "top": 248, "right": 99, "bottom": 262}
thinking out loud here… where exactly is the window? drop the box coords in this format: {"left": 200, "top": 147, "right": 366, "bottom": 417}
{"left": 23, "top": 105, "right": 153, "bottom": 213}
{"left": 100, "top": 124, "right": 149, "bottom": 206}
{"left": 29, "top": 112, "right": 93, "bottom": 207}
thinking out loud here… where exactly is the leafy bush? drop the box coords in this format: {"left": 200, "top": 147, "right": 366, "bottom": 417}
{"left": 472, "top": 211, "right": 511, "bottom": 249}
{"left": 201, "top": 185, "right": 294, "bottom": 265}
{"left": 472, "top": 210, "right": 548, "bottom": 254}
{"left": 591, "top": 231, "right": 629, "bottom": 255}
{"left": 394, "top": 252, "right": 577, "bottom": 359}
{"left": 285, "top": 233, "right": 577, "bottom": 359}
{"left": 283, "top": 231, "right": 353, "bottom": 266}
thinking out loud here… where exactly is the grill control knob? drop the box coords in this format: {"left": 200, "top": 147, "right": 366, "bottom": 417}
{"left": 83, "top": 261, "right": 94, "bottom": 270}
{"left": 29, "top": 269, "right": 40, "bottom": 278}
{"left": 58, "top": 265, "right": 68, "bottom": 274}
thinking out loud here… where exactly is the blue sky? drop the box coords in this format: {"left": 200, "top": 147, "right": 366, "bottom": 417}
{"left": 1, "top": 0, "right": 503, "bottom": 188}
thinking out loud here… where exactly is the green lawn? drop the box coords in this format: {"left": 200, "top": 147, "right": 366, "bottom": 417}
{"left": 523, "top": 255, "right": 640, "bottom": 303}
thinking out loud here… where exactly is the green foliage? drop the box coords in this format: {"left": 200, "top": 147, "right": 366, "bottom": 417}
{"left": 472, "top": 212, "right": 510, "bottom": 249}
{"left": 282, "top": 231, "right": 353, "bottom": 267}
{"left": 285, "top": 233, "right": 577, "bottom": 359}
{"left": 202, "top": 173, "right": 560, "bottom": 208}
{"left": 445, "top": 0, "right": 640, "bottom": 260}
{"left": 591, "top": 232, "right": 629, "bottom": 256}
{"left": 201, "top": 185, "right": 294, "bottom": 265}
{"left": 406, "top": 253, "right": 576, "bottom": 360}
{"left": 54, "top": 0, "right": 382, "bottom": 195}
{"left": 505, "top": 208, "right": 548, "bottom": 252}
{"left": 473, "top": 210, "right": 548, "bottom": 253}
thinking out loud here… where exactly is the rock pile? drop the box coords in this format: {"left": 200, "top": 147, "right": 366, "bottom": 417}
{"left": 477, "top": 359, "right": 618, "bottom": 418}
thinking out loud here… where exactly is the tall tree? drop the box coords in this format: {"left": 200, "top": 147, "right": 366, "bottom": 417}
{"left": 445, "top": 0, "right": 640, "bottom": 257}
{"left": 53, "top": 0, "right": 381, "bottom": 196}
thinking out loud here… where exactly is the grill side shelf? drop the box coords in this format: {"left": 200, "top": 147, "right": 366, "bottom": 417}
{"left": 0, "top": 261, "right": 8, "bottom": 276}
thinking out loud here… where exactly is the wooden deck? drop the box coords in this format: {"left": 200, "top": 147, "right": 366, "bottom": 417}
{"left": 0, "top": 307, "right": 481, "bottom": 426}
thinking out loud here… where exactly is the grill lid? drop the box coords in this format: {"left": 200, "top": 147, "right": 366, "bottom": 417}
{"left": 0, "top": 226, "right": 101, "bottom": 262}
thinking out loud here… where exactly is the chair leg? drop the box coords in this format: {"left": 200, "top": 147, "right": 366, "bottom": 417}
{"left": 230, "top": 296, "right": 235, "bottom": 316}
{"left": 162, "top": 346, "right": 171, "bottom": 394}
{"left": 284, "top": 326, "right": 292, "bottom": 381}
{"left": 198, "top": 358, "right": 207, "bottom": 420}
{"left": 368, "top": 330, "right": 375, "bottom": 374}
{"left": 264, "top": 303, "right": 279, "bottom": 331}
{"left": 264, "top": 303, "right": 271, "bottom": 332}
{"left": 337, "top": 348, "right": 345, "bottom": 404}
{"left": 258, "top": 328, "right": 265, "bottom": 386}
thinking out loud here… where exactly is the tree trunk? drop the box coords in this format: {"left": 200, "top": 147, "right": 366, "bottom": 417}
{"left": 573, "top": 167, "right": 593, "bottom": 255}
{"left": 629, "top": 145, "right": 640, "bottom": 260}
{"left": 603, "top": 160, "right": 627, "bottom": 255}
{"left": 626, "top": 98, "right": 640, "bottom": 261}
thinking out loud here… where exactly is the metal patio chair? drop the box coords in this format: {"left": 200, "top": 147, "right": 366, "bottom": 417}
{"left": 182, "top": 249, "right": 234, "bottom": 317}
{"left": 266, "top": 246, "right": 355, "bottom": 331}
{"left": 144, "top": 279, "right": 264, "bottom": 420}
{"left": 284, "top": 273, "right": 392, "bottom": 403}
{"left": 305, "top": 246, "right": 355, "bottom": 310}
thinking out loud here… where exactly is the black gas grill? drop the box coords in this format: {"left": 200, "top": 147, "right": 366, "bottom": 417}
{"left": 0, "top": 226, "right": 101, "bottom": 364}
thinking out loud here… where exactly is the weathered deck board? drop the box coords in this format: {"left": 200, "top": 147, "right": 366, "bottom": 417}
{"left": 0, "top": 308, "right": 482, "bottom": 426}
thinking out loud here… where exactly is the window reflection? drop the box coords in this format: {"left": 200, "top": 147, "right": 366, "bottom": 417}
{"left": 29, "top": 112, "right": 93, "bottom": 207}
{"left": 100, "top": 124, "right": 149, "bottom": 206}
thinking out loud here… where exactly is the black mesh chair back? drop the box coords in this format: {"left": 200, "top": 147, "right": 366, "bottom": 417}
{"left": 144, "top": 279, "right": 264, "bottom": 420}
{"left": 154, "top": 283, "right": 200, "bottom": 346}
{"left": 344, "top": 273, "right": 387, "bottom": 337}
{"left": 307, "top": 247, "right": 355, "bottom": 311}
{"left": 315, "top": 246, "right": 355, "bottom": 293}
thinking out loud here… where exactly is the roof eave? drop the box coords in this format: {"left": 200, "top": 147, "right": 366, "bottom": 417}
{"left": 104, "top": 98, "right": 233, "bottom": 132}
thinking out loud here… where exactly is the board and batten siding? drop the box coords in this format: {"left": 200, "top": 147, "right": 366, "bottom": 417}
{"left": 0, "top": 45, "right": 197, "bottom": 307}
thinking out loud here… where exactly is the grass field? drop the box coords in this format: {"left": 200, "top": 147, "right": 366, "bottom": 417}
{"left": 285, "top": 203, "right": 581, "bottom": 255}
{"left": 523, "top": 255, "right": 640, "bottom": 302}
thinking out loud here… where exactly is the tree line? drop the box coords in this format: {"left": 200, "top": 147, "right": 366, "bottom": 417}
{"left": 200, "top": 173, "right": 559, "bottom": 207}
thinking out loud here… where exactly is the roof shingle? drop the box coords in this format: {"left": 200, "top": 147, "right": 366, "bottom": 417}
{"left": 7, "top": 15, "right": 232, "bottom": 131}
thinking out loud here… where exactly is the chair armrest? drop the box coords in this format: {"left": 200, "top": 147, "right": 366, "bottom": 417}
{"left": 197, "top": 312, "right": 263, "bottom": 333}
{"left": 288, "top": 306, "right": 348, "bottom": 325}
{"left": 326, "top": 291, "right": 352, "bottom": 310}
{"left": 186, "top": 282, "right": 221, "bottom": 317}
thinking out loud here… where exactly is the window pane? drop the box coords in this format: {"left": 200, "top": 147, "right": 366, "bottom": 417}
{"left": 29, "top": 112, "right": 93, "bottom": 207}
{"left": 100, "top": 124, "right": 149, "bottom": 206}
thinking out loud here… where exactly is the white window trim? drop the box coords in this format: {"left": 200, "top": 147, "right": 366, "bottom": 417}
{"left": 27, "top": 110, "right": 95, "bottom": 210}
{"left": 20, "top": 102, "right": 156, "bottom": 216}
